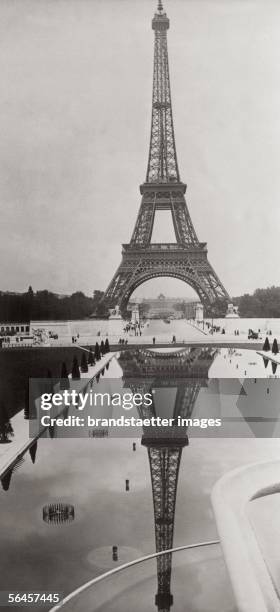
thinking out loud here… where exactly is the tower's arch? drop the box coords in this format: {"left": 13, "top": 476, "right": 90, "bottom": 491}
{"left": 119, "top": 270, "right": 208, "bottom": 314}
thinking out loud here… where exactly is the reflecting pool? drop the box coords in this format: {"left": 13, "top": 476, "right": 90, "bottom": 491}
{"left": 0, "top": 346, "right": 280, "bottom": 611}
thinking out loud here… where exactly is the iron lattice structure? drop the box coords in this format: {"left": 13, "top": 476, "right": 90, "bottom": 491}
{"left": 103, "top": 1, "right": 229, "bottom": 314}
{"left": 120, "top": 347, "right": 215, "bottom": 611}
{"left": 147, "top": 0, "right": 179, "bottom": 184}
{"left": 142, "top": 387, "right": 197, "bottom": 612}
{"left": 147, "top": 445, "right": 183, "bottom": 612}
{"left": 119, "top": 346, "right": 216, "bottom": 381}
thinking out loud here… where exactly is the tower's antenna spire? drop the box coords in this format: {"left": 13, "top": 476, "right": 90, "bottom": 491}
{"left": 149, "top": 0, "right": 178, "bottom": 183}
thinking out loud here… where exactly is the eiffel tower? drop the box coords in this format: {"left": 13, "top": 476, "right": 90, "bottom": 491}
{"left": 119, "top": 347, "right": 216, "bottom": 611}
{"left": 139, "top": 382, "right": 198, "bottom": 612}
{"left": 103, "top": 0, "right": 229, "bottom": 314}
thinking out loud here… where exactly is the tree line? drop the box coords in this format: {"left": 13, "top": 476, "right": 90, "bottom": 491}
{"left": 0, "top": 287, "right": 104, "bottom": 322}
{"left": 204, "top": 287, "right": 280, "bottom": 318}
{"left": 1, "top": 285, "right": 280, "bottom": 321}
{"left": 234, "top": 286, "right": 280, "bottom": 318}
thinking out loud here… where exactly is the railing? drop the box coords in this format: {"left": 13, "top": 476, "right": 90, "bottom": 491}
{"left": 49, "top": 540, "right": 219, "bottom": 611}
{"left": 1, "top": 342, "right": 35, "bottom": 349}
{"left": 122, "top": 243, "right": 206, "bottom": 251}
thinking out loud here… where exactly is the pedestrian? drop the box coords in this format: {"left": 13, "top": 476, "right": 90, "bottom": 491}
{"left": 153, "top": 337, "right": 156, "bottom": 345}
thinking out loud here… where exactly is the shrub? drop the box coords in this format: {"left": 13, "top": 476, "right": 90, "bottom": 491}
{"left": 262, "top": 337, "right": 270, "bottom": 352}
{"left": 95, "top": 342, "right": 101, "bottom": 361}
{"left": 60, "top": 362, "right": 69, "bottom": 389}
{"left": 71, "top": 356, "right": 80, "bottom": 380}
{"left": 81, "top": 352, "right": 88, "bottom": 373}
{"left": 263, "top": 357, "right": 268, "bottom": 368}
{"left": 88, "top": 349, "right": 95, "bottom": 366}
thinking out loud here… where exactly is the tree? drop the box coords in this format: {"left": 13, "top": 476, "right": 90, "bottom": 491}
{"left": 105, "top": 338, "right": 110, "bottom": 353}
{"left": 0, "top": 288, "right": 101, "bottom": 322}
{"left": 0, "top": 414, "right": 14, "bottom": 444}
{"left": 262, "top": 337, "right": 270, "bottom": 352}
{"left": 29, "top": 441, "right": 37, "bottom": 464}
{"left": 60, "top": 362, "right": 69, "bottom": 389}
{"left": 204, "top": 298, "right": 228, "bottom": 318}
{"left": 100, "top": 340, "right": 105, "bottom": 355}
{"left": 263, "top": 357, "right": 268, "bottom": 368}
{"left": 235, "top": 286, "right": 280, "bottom": 318}
{"left": 91, "top": 290, "right": 110, "bottom": 317}
{"left": 1, "top": 468, "right": 13, "bottom": 491}
{"left": 88, "top": 349, "right": 95, "bottom": 366}
{"left": 71, "top": 356, "right": 80, "bottom": 380}
{"left": 272, "top": 338, "right": 279, "bottom": 355}
{"left": 24, "top": 384, "right": 30, "bottom": 421}
{"left": 81, "top": 352, "right": 88, "bottom": 373}
{"left": 95, "top": 342, "right": 101, "bottom": 361}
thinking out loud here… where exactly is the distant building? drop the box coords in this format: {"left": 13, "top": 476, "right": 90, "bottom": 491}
{"left": 136, "top": 294, "right": 199, "bottom": 319}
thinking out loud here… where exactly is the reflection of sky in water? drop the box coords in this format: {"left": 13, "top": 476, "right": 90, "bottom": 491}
{"left": 64, "top": 547, "right": 235, "bottom": 612}
{"left": 1, "top": 437, "right": 280, "bottom": 611}
{"left": 209, "top": 347, "right": 276, "bottom": 379}
{"left": 1, "top": 347, "right": 280, "bottom": 610}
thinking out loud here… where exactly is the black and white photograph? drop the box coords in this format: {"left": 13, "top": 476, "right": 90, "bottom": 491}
{"left": 1, "top": 0, "right": 280, "bottom": 610}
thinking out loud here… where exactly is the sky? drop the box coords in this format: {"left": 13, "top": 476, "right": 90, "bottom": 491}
{"left": 1, "top": 0, "right": 280, "bottom": 299}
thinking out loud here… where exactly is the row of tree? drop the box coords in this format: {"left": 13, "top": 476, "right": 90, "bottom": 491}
{"left": 189, "top": 287, "right": 280, "bottom": 319}
{"left": 63, "top": 340, "right": 110, "bottom": 381}
{"left": 234, "top": 286, "right": 280, "bottom": 318}
{"left": 0, "top": 287, "right": 105, "bottom": 322}
{"left": 262, "top": 337, "right": 279, "bottom": 354}
{"left": 3, "top": 284, "right": 280, "bottom": 322}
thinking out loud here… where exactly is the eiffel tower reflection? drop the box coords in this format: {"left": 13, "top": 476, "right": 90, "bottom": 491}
{"left": 119, "top": 346, "right": 216, "bottom": 612}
